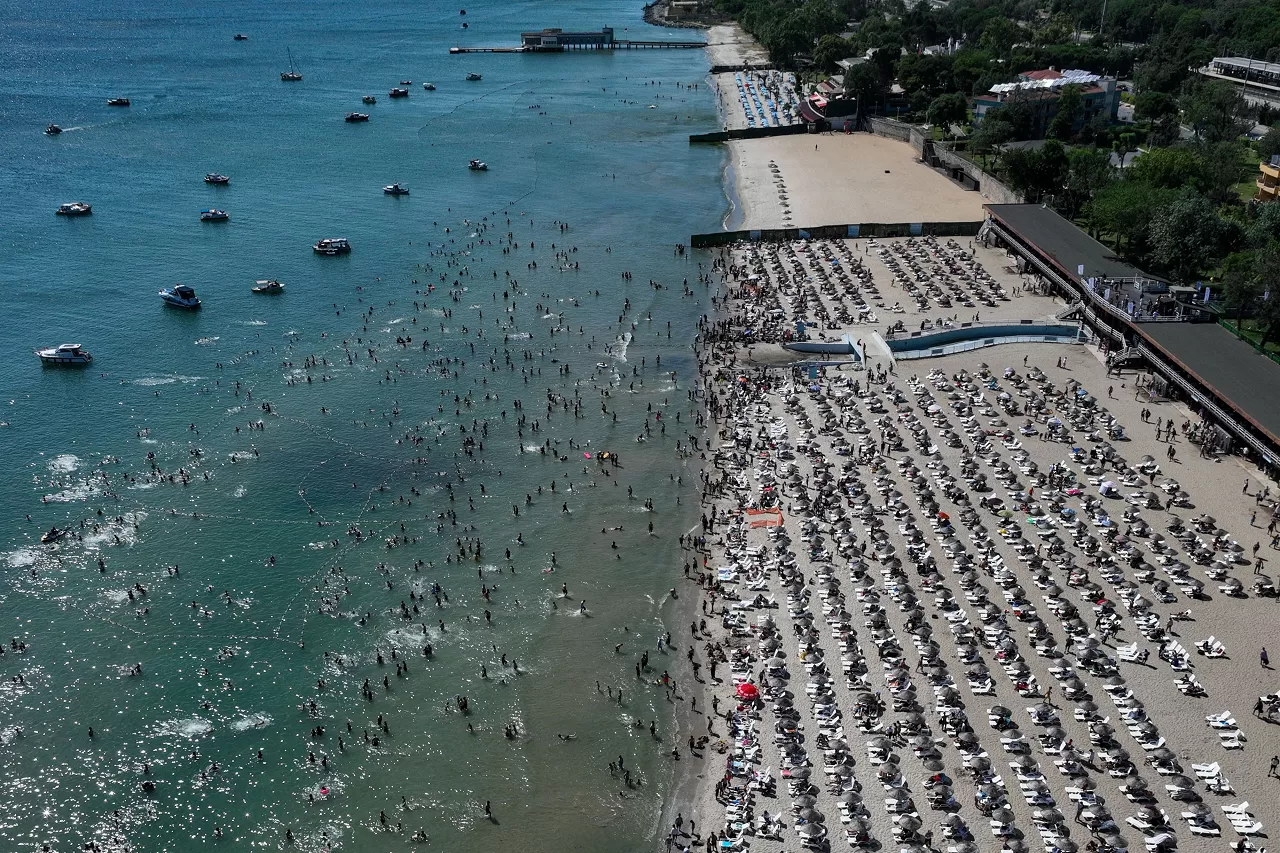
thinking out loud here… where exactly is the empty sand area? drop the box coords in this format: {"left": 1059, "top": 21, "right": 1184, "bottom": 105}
{"left": 728, "top": 133, "right": 987, "bottom": 230}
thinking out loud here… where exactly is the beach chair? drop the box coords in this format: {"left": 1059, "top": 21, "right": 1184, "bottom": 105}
{"left": 1206, "top": 775, "right": 1234, "bottom": 794}
{"left": 1193, "top": 762, "right": 1223, "bottom": 778}
{"left": 1223, "top": 801, "right": 1251, "bottom": 815}
{"left": 1188, "top": 823, "right": 1221, "bottom": 837}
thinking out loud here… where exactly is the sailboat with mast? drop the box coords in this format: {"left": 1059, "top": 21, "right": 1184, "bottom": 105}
{"left": 280, "top": 48, "right": 302, "bottom": 82}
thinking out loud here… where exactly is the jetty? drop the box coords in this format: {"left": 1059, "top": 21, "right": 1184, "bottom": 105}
{"left": 449, "top": 27, "right": 706, "bottom": 53}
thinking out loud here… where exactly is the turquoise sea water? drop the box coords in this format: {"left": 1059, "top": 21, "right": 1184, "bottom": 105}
{"left": 0, "top": 1, "right": 724, "bottom": 850}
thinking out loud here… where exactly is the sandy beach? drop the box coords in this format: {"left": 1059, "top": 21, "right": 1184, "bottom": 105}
{"left": 705, "top": 24, "right": 770, "bottom": 68}
{"left": 728, "top": 134, "right": 989, "bottom": 230}
{"left": 665, "top": 228, "right": 1280, "bottom": 853}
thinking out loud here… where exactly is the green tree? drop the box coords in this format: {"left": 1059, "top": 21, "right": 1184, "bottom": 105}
{"left": 927, "top": 92, "right": 969, "bottom": 133}
{"left": 843, "top": 62, "right": 885, "bottom": 107}
{"left": 969, "top": 117, "right": 1014, "bottom": 169}
{"left": 1260, "top": 126, "right": 1280, "bottom": 163}
{"left": 1064, "top": 147, "right": 1114, "bottom": 220}
{"left": 979, "top": 18, "right": 1020, "bottom": 58}
{"left": 1047, "top": 84, "right": 1083, "bottom": 141}
{"left": 1128, "top": 145, "right": 1201, "bottom": 190}
{"left": 1134, "top": 91, "right": 1177, "bottom": 123}
{"left": 814, "top": 34, "right": 852, "bottom": 72}
{"left": 1090, "top": 180, "right": 1170, "bottom": 251}
{"left": 1147, "top": 189, "right": 1229, "bottom": 282}
{"left": 1181, "top": 79, "right": 1248, "bottom": 143}
{"left": 1221, "top": 250, "right": 1261, "bottom": 327}
{"left": 1195, "top": 141, "right": 1246, "bottom": 206}
{"left": 1002, "top": 140, "right": 1069, "bottom": 203}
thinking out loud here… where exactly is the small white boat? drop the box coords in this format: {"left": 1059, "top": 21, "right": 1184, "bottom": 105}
{"left": 423, "top": 82, "right": 436, "bottom": 90}
{"left": 466, "top": 72, "right": 482, "bottom": 81}
{"left": 345, "top": 112, "right": 370, "bottom": 122}
{"left": 107, "top": 97, "right": 130, "bottom": 107}
{"left": 45, "top": 123, "right": 63, "bottom": 135}
{"left": 468, "top": 159, "right": 487, "bottom": 171}
{"left": 159, "top": 284, "right": 201, "bottom": 309}
{"left": 400, "top": 79, "right": 413, "bottom": 85}
{"left": 35, "top": 343, "right": 93, "bottom": 365}
{"left": 384, "top": 183, "right": 410, "bottom": 195}
{"left": 313, "top": 238, "right": 351, "bottom": 255}
{"left": 363, "top": 95, "right": 377, "bottom": 104}
{"left": 56, "top": 202, "right": 92, "bottom": 216}
{"left": 281, "top": 47, "right": 303, "bottom": 81}
{"left": 200, "top": 209, "right": 229, "bottom": 221}
{"left": 252, "top": 279, "right": 285, "bottom": 294}
{"left": 204, "top": 173, "right": 230, "bottom": 184}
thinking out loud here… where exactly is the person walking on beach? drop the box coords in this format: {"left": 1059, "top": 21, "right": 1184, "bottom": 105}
{"left": 1263, "top": 647, "right": 1270, "bottom": 668}
{"left": 1270, "top": 755, "right": 1278, "bottom": 777}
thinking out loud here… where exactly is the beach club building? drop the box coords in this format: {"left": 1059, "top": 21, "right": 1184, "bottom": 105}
{"left": 971, "top": 69, "right": 1120, "bottom": 138}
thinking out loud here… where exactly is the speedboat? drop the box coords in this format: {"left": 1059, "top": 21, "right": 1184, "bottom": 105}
{"left": 200, "top": 209, "right": 229, "bottom": 221}
{"left": 56, "top": 202, "right": 92, "bottom": 216}
{"left": 345, "top": 112, "right": 369, "bottom": 122}
{"left": 363, "top": 95, "right": 377, "bottom": 104}
{"left": 107, "top": 98, "right": 130, "bottom": 106}
{"left": 383, "top": 183, "right": 410, "bottom": 195}
{"left": 423, "top": 82, "right": 436, "bottom": 90}
{"left": 41, "top": 527, "right": 66, "bottom": 544}
{"left": 159, "top": 284, "right": 201, "bottom": 309}
{"left": 466, "top": 72, "right": 482, "bottom": 81}
{"left": 313, "top": 237, "right": 351, "bottom": 255}
{"left": 35, "top": 343, "right": 93, "bottom": 366}
{"left": 45, "top": 123, "right": 62, "bottom": 135}
{"left": 389, "top": 87, "right": 409, "bottom": 98}
{"left": 204, "top": 173, "right": 230, "bottom": 184}
{"left": 468, "top": 159, "right": 487, "bottom": 171}
{"left": 234, "top": 33, "right": 248, "bottom": 40}
{"left": 252, "top": 279, "right": 285, "bottom": 294}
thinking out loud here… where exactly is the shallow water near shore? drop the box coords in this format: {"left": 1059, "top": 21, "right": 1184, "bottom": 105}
{"left": 0, "top": 1, "right": 724, "bottom": 850}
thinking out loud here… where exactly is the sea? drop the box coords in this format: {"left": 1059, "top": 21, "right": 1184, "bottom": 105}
{"left": 0, "top": 1, "right": 726, "bottom": 850}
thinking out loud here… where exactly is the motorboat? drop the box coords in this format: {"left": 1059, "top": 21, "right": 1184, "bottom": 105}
{"left": 389, "top": 87, "right": 409, "bottom": 98}
{"left": 159, "top": 284, "right": 201, "bottom": 309}
{"left": 252, "top": 279, "right": 285, "bottom": 294}
{"left": 200, "top": 209, "right": 229, "bottom": 221}
{"left": 313, "top": 238, "right": 350, "bottom": 255}
{"left": 56, "top": 202, "right": 92, "bottom": 216}
{"left": 107, "top": 98, "right": 130, "bottom": 106}
{"left": 400, "top": 79, "right": 412, "bottom": 85}
{"left": 345, "top": 112, "right": 369, "bottom": 122}
{"left": 41, "top": 527, "right": 66, "bottom": 544}
{"left": 45, "top": 123, "right": 62, "bottom": 135}
{"left": 281, "top": 47, "right": 302, "bottom": 81}
{"left": 423, "top": 82, "right": 436, "bottom": 90}
{"left": 466, "top": 72, "right": 482, "bottom": 81}
{"left": 383, "top": 183, "right": 410, "bottom": 195}
{"left": 468, "top": 159, "right": 487, "bottom": 171}
{"left": 234, "top": 33, "right": 248, "bottom": 40}
{"left": 204, "top": 173, "right": 230, "bottom": 184}
{"left": 362, "top": 95, "right": 377, "bottom": 104}
{"left": 35, "top": 343, "right": 93, "bottom": 366}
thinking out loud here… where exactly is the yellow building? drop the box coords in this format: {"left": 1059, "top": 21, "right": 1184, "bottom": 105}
{"left": 1259, "top": 155, "right": 1280, "bottom": 202}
